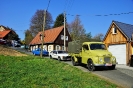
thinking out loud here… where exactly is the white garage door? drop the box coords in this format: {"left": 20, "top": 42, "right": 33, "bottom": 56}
{"left": 108, "top": 44, "right": 126, "bottom": 64}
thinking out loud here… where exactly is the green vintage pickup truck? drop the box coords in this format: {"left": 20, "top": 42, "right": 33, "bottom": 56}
{"left": 68, "top": 41, "right": 117, "bottom": 71}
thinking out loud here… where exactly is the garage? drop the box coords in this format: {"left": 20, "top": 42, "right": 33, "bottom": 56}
{"left": 108, "top": 44, "right": 126, "bottom": 64}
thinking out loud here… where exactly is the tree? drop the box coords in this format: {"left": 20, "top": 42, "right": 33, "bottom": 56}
{"left": 86, "top": 32, "right": 92, "bottom": 40}
{"left": 68, "top": 15, "right": 86, "bottom": 41}
{"left": 53, "top": 13, "right": 64, "bottom": 28}
{"left": 92, "top": 33, "right": 104, "bottom": 42}
{"left": 24, "top": 29, "right": 33, "bottom": 45}
{"left": 29, "top": 10, "right": 53, "bottom": 37}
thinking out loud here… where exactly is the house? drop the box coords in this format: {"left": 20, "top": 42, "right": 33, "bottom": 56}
{"left": 29, "top": 26, "right": 72, "bottom": 52}
{"left": 0, "top": 25, "right": 19, "bottom": 41}
{"left": 0, "top": 25, "right": 12, "bottom": 39}
{"left": 103, "top": 20, "right": 133, "bottom": 65}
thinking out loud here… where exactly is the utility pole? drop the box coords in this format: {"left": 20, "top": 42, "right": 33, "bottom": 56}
{"left": 40, "top": 10, "right": 46, "bottom": 58}
{"left": 64, "top": 11, "right": 66, "bottom": 51}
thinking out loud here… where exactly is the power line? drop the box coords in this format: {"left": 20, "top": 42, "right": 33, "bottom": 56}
{"left": 64, "top": 0, "right": 75, "bottom": 13}
{"left": 64, "top": 0, "right": 68, "bottom": 11}
{"left": 67, "top": 12, "right": 133, "bottom": 17}
{"left": 46, "top": 0, "right": 51, "bottom": 11}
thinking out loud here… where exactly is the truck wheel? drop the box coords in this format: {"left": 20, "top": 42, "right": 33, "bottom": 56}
{"left": 87, "top": 60, "right": 95, "bottom": 71}
{"left": 71, "top": 57, "right": 78, "bottom": 66}
{"left": 108, "top": 65, "right": 116, "bottom": 70}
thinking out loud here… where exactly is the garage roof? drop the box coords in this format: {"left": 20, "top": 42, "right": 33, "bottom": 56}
{"left": 113, "top": 20, "right": 133, "bottom": 39}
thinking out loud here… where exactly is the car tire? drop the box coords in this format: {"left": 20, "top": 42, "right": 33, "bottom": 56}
{"left": 58, "top": 56, "right": 61, "bottom": 61}
{"left": 87, "top": 59, "right": 95, "bottom": 71}
{"left": 50, "top": 55, "right": 53, "bottom": 59}
{"left": 33, "top": 53, "right": 36, "bottom": 56}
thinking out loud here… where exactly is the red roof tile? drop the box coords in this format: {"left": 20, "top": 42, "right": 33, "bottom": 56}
{"left": 29, "top": 26, "right": 64, "bottom": 45}
{"left": 0, "top": 30, "right": 11, "bottom": 38}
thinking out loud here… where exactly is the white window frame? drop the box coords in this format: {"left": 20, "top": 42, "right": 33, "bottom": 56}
{"left": 62, "top": 46, "right": 64, "bottom": 50}
{"left": 56, "top": 45, "right": 60, "bottom": 50}
{"left": 61, "top": 35, "right": 68, "bottom": 41}
{"left": 112, "top": 27, "right": 117, "bottom": 34}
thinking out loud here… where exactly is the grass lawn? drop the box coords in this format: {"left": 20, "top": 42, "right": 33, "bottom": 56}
{"left": 0, "top": 55, "right": 119, "bottom": 88}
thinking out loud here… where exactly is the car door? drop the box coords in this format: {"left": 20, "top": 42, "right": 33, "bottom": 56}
{"left": 36, "top": 48, "right": 41, "bottom": 55}
{"left": 54, "top": 51, "right": 59, "bottom": 59}
{"left": 52, "top": 51, "right": 57, "bottom": 59}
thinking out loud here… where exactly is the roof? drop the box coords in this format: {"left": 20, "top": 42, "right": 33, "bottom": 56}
{"left": 29, "top": 26, "right": 64, "bottom": 45}
{"left": 103, "top": 20, "right": 133, "bottom": 41}
{"left": 113, "top": 20, "right": 133, "bottom": 39}
{"left": 0, "top": 30, "right": 11, "bottom": 38}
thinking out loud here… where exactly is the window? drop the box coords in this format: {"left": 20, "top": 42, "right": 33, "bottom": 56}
{"left": 83, "top": 44, "right": 89, "bottom": 50}
{"left": 90, "top": 44, "right": 106, "bottom": 50}
{"left": 62, "top": 46, "right": 64, "bottom": 50}
{"left": 56, "top": 45, "right": 60, "bottom": 50}
{"left": 48, "top": 46, "right": 51, "bottom": 49}
{"left": 65, "top": 36, "right": 68, "bottom": 40}
{"left": 113, "top": 26, "right": 117, "bottom": 34}
{"left": 61, "top": 35, "right": 64, "bottom": 40}
{"left": 61, "top": 35, "right": 68, "bottom": 41}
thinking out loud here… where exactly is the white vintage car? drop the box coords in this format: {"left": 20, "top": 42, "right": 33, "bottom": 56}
{"left": 49, "top": 50, "right": 71, "bottom": 61}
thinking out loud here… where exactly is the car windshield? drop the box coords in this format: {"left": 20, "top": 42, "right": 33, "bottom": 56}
{"left": 90, "top": 44, "right": 106, "bottom": 50}
{"left": 58, "top": 51, "right": 67, "bottom": 54}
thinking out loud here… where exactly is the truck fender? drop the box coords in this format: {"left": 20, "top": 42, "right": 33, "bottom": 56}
{"left": 87, "top": 58, "right": 92, "bottom": 63}
{"left": 71, "top": 56, "right": 78, "bottom": 62}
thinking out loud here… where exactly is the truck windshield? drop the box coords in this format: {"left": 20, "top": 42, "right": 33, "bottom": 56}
{"left": 90, "top": 44, "right": 106, "bottom": 50}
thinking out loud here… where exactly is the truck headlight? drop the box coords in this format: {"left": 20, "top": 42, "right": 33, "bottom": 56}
{"left": 112, "top": 58, "right": 116, "bottom": 61}
{"left": 99, "top": 58, "right": 103, "bottom": 62}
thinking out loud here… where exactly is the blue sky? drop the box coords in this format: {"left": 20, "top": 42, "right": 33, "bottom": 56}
{"left": 0, "top": 0, "right": 133, "bottom": 40}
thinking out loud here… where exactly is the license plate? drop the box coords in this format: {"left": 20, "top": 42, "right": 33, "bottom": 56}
{"left": 105, "top": 63, "right": 112, "bottom": 66}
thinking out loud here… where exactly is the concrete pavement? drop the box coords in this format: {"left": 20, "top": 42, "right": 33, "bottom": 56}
{"left": 116, "top": 64, "right": 133, "bottom": 71}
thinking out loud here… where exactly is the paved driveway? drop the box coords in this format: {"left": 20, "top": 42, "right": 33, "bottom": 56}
{"left": 64, "top": 61, "right": 133, "bottom": 88}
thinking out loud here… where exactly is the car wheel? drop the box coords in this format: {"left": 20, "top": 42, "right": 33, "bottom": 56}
{"left": 87, "top": 60, "right": 95, "bottom": 71}
{"left": 58, "top": 56, "right": 61, "bottom": 61}
{"left": 108, "top": 65, "right": 116, "bottom": 70}
{"left": 33, "top": 53, "right": 36, "bottom": 56}
{"left": 50, "top": 55, "right": 53, "bottom": 59}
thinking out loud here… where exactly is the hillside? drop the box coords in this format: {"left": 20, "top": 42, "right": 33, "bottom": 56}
{"left": 0, "top": 45, "right": 27, "bottom": 56}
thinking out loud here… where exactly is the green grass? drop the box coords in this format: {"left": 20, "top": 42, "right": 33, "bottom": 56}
{"left": 0, "top": 55, "right": 118, "bottom": 88}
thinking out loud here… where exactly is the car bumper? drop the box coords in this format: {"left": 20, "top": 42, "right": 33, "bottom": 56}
{"left": 62, "top": 56, "right": 71, "bottom": 60}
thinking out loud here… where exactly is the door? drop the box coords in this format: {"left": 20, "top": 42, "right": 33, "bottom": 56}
{"left": 82, "top": 44, "right": 90, "bottom": 64}
{"left": 108, "top": 44, "right": 126, "bottom": 64}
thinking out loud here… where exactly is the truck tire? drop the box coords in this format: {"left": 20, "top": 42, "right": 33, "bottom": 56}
{"left": 87, "top": 60, "right": 95, "bottom": 71}
{"left": 71, "top": 57, "right": 78, "bottom": 66}
{"left": 108, "top": 65, "right": 116, "bottom": 70}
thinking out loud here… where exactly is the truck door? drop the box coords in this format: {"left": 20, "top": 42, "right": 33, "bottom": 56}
{"left": 82, "top": 44, "right": 90, "bottom": 63}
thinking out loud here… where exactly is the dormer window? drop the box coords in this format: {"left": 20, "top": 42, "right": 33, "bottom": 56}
{"left": 112, "top": 26, "right": 117, "bottom": 34}
{"left": 61, "top": 35, "right": 68, "bottom": 41}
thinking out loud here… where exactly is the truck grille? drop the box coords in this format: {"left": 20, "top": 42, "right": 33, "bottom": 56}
{"left": 104, "top": 57, "right": 111, "bottom": 63}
